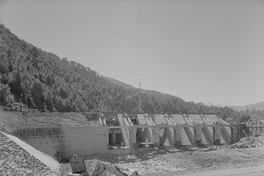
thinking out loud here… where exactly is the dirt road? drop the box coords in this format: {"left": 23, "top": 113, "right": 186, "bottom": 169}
{"left": 172, "top": 145, "right": 264, "bottom": 176}
{"left": 179, "top": 165, "right": 264, "bottom": 176}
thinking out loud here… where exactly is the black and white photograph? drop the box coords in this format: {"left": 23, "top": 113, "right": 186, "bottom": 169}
{"left": 0, "top": 0, "right": 264, "bottom": 175}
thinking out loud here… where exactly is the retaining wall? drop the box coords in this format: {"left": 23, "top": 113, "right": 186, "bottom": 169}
{"left": 63, "top": 126, "right": 108, "bottom": 159}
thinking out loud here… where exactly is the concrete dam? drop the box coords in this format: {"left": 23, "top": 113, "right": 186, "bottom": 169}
{"left": 2, "top": 113, "right": 240, "bottom": 162}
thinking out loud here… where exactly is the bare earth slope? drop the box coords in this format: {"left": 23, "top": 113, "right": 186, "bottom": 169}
{"left": 0, "top": 109, "right": 100, "bottom": 129}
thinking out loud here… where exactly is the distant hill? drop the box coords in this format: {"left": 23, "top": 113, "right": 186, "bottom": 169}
{"left": 230, "top": 101, "right": 264, "bottom": 112}
{"left": 0, "top": 24, "right": 243, "bottom": 121}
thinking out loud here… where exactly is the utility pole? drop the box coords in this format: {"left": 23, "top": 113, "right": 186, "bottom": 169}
{"left": 23, "top": 74, "right": 29, "bottom": 126}
{"left": 25, "top": 93, "right": 28, "bottom": 126}
{"left": 138, "top": 82, "right": 143, "bottom": 113}
{"left": 126, "top": 82, "right": 144, "bottom": 113}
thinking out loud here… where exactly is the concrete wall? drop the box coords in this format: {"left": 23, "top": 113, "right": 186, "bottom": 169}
{"left": 12, "top": 127, "right": 61, "bottom": 160}
{"left": 14, "top": 126, "right": 109, "bottom": 160}
{"left": 22, "top": 136, "right": 60, "bottom": 160}
{"left": 63, "top": 126, "right": 108, "bottom": 159}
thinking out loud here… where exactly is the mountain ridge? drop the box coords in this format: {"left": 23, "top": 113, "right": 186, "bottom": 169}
{"left": 104, "top": 76, "right": 135, "bottom": 90}
{"left": 105, "top": 76, "right": 185, "bottom": 102}
{"left": 230, "top": 101, "right": 264, "bottom": 112}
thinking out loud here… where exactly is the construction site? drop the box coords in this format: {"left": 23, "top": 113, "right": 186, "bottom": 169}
{"left": 1, "top": 106, "right": 264, "bottom": 176}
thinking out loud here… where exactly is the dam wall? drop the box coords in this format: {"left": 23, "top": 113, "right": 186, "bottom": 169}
{"left": 6, "top": 113, "right": 241, "bottom": 161}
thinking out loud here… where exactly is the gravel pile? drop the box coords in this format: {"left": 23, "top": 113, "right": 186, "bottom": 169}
{"left": 231, "top": 136, "right": 264, "bottom": 148}
{"left": 196, "top": 145, "right": 230, "bottom": 152}
{"left": 0, "top": 132, "right": 58, "bottom": 176}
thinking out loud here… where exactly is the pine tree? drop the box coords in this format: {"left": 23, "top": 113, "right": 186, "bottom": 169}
{"left": 9, "top": 71, "right": 22, "bottom": 100}
{"left": 0, "top": 55, "right": 8, "bottom": 75}
{"left": 56, "top": 97, "right": 64, "bottom": 112}
{"left": 64, "top": 98, "right": 71, "bottom": 112}
{"left": 31, "top": 80, "right": 45, "bottom": 111}
{"left": 0, "top": 84, "right": 14, "bottom": 105}
{"left": 45, "top": 91, "right": 53, "bottom": 112}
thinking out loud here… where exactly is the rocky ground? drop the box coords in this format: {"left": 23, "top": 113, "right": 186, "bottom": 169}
{"left": 82, "top": 145, "right": 264, "bottom": 176}
{"left": 79, "top": 136, "right": 264, "bottom": 176}
{"left": 0, "top": 132, "right": 57, "bottom": 176}
{"left": 231, "top": 136, "right": 264, "bottom": 148}
{"left": 59, "top": 136, "right": 264, "bottom": 176}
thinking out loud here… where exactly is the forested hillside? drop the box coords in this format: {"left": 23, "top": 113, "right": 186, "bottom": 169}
{"left": 0, "top": 24, "right": 244, "bottom": 121}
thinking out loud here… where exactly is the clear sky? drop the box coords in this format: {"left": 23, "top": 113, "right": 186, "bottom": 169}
{"left": 1, "top": 0, "right": 264, "bottom": 106}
